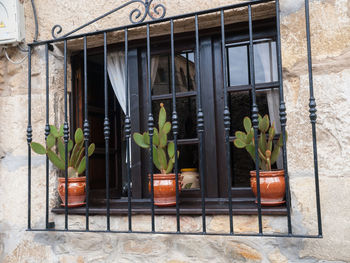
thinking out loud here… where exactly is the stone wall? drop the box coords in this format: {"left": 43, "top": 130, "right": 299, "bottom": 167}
{"left": 0, "top": 0, "right": 349, "bottom": 262}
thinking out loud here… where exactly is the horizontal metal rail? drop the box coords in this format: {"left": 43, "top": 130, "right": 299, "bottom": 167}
{"left": 28, "top": 229, "right": 322, "bottom": 238}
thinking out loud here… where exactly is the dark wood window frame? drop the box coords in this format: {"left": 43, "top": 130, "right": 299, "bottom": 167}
{"left": 53, "top": 17, "right": 287, "bottom": 215}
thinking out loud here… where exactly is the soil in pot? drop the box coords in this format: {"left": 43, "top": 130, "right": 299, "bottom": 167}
{"left": 250, "top": 170, "right": 285, "bottom": 206}
{"left": 58, "top": 176, "right": 86, "bottom": 207}
{"left": 148, "top": 174, "right": 182, "bottom": 207}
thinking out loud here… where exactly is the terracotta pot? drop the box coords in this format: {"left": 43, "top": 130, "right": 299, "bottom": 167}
{"left": 250, "top": 170, "right": 285, "bottom": 206}
{"left": 58, "top": 176, "right": 86, "bottom": 207}
{"left": 148, "top": 174, "right": 182, "bottom": 207}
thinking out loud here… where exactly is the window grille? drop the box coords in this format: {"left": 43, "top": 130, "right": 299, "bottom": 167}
{"left": 27, "top": 0, "right": 322, "bottom": 238}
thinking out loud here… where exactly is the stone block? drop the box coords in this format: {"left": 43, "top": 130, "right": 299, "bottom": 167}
{"left": 59, "top": 255, "right": 84, "bottom": 263}
{"left": 224, "top": 241, "right": 262, "bottom": 262}
{"left": 268, "top": 249, "right": 288, "bottom": 263}
{"left": 3, "top": 240, "right": 52, "bottom": 263}
{"left": 0, "top": 74, "right": 4, "bottom": 84}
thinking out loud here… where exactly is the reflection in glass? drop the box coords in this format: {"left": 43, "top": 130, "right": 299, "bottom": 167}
{"left": 151, "top": 55, "right": 170, "bottom": 96}
{"left": 229, "top": 88, "right": 281, "bottom": 186}
{"left": 152, "top": 52, "right": 196, "bottom": 96}
{"left": 254, "top": 41, "right": 278, "bottom": 84}
{"left": 231, "top": 144, "right": 253, "bottom": 187}
{"left": 229, "top": 90, "right": 270, "bottom": 135}
{"left": 178, "top": 144, "right": 198, "bottom": 172}
{"left": 227, "top": 40, "right": 278, "bottom": 87}
{"left": 152, "top": 96, "right": 197, "bottom": 140}
{"left": 228, "top": 45, "right": 249, "bottom": 86}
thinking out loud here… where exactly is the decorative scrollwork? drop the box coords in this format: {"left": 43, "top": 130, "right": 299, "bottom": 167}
{"left": 172, "top": 111, "right": 178, "bottom": 135}
{"left": 50, "top": 0, "right": 166, "bottom": 40}
{"left": 197, "top": 110, "right": 204, "bottom": 133}
{"left": 130, "top": 0, "right": 166, "bottom": 24}
{"left": 27, "top": 125, "right": 32, "bottom": 144}
{"left": 129, "top": 1, "right": 148, "bottom": 24}
{"left": 51, "top": 25, "right": 63, "bottom": 39}
{"left": 223, "top": 107, "right": 231, "bottom": 132}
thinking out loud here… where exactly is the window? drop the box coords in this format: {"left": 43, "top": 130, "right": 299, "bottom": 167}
{"left": 63, "top": 17, "right": 287, "bottom": 215}
{"left": 26, "top": 0, "right": 323, "bottom": 238}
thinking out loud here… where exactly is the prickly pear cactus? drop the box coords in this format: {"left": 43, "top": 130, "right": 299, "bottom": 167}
{"left": 233, "top": 114, "right": 286, "bottom": 171}
{"left": 133, "top": 103, "right": 179, "bottom": 174}
{"left": 30, "top": 125, "right": 95, "bottom": 178}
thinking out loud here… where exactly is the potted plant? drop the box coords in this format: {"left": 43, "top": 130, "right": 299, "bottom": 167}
{"left": 30, "top": 125, "right": 95, "bottom": 207}
{"left": 233, "top": 114, "right": 287, "bottom": 206}
{"left": 133, "top": 103, "right": 181, "bottom": 207}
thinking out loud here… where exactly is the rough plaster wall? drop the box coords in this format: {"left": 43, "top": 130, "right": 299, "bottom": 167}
{"left": 0, "top": 0, "right": 349, "bottom": 262}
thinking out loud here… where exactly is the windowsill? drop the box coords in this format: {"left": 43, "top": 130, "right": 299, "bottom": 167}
{"left": 52, "top": 197, "right": 287, "bottom": 216}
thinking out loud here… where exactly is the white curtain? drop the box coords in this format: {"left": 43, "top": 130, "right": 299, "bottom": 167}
{"left": 107, "top": 51, "right": 159, "bottom": 114}
{"left": 107, "top": 51, "right": 127, "bottom": 114}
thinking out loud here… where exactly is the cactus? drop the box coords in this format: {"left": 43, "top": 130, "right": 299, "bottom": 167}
{"left": 30, "top": 125, "right": 95, "bottom": 178}
{"left": 233, "top": 114, "right": 287, "bottom": 171}
{"left": 133, "top": 103, "right": 179, "bottom": 174}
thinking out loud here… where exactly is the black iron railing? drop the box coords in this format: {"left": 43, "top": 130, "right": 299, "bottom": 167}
{"left": 27, "top": 0, "right": 322, "bottom": 238}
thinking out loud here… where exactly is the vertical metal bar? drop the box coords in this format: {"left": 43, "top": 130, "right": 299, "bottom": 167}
{"left": 248, "top": 5, "right": 263, "bottom": 234}
{"left": 83, "top": 36, "right": 90, "bottom": 231}
{"left": 27, "top": 45, "right": 32, "bottom": 230}
{"left": 220, "top": 10, "right": 233, "bottom": 235}
{"left": 124, "top": 28, "right": 132, "bottom": 232}
{"left": 147, "top": 23, "right": 155, "bottom": 232}
{"left": 305, "top": 0, "right": 322, "bottom": 237}
{"left": 275, "top": 0, "right": 292, "bottom": 235}
{"left": 45, "top": 43, "right": 50, "bottom": 229}
{"left": 63, "top": 40, "right": 69, "bottom": 230}
{"left": 170, "top": 19, "right": 180, "bottom": 233}
{"left": 103, "top": 32, "right": 111, "bottom": 231}
{"left": 195, "top": 15, "right": 206, "bottom": 233}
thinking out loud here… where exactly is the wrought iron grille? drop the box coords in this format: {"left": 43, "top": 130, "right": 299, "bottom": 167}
{"left": 27, "top": 0, "right": 322, "bottom": 238}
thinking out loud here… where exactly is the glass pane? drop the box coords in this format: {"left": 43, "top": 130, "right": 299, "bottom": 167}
{"left": 152, "top": 55, "right": 170, "bottom": 96}
{"left": 152, "top": 52, "right": 196, "bottom": 96}
{"left": 228, "top": 45, "right": 249, "bottom": 86}
{"left": 231, "top": 144, "right": 253, "bottom": 187}
{"left": 87, "top": 57, "right": 105, "bottom": 108}
{"left": 227, "top": 40, "right": 278, "bottom": 87}
{"left": 229, "top": 90, "right": 270, "bottom": 136}
{"left": 152, "top": 96, "right": 197, "bottom": 140}
{"left": 176, "top": 52, "right": 196, "bottom": 93}
{"left": 178, "top": 144, "right": 199, "bottom": 190}
{"left": 229, "top": 88, "right": 281, "bottom": 186}
{"left": 254, "top": 41, "right": 278, "bottom": 84}
{"left": 177, "top": 96, "right": 197, "bottom": 139}
{"left": 178, "top": 144, "right": 198, "bottom": 171}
